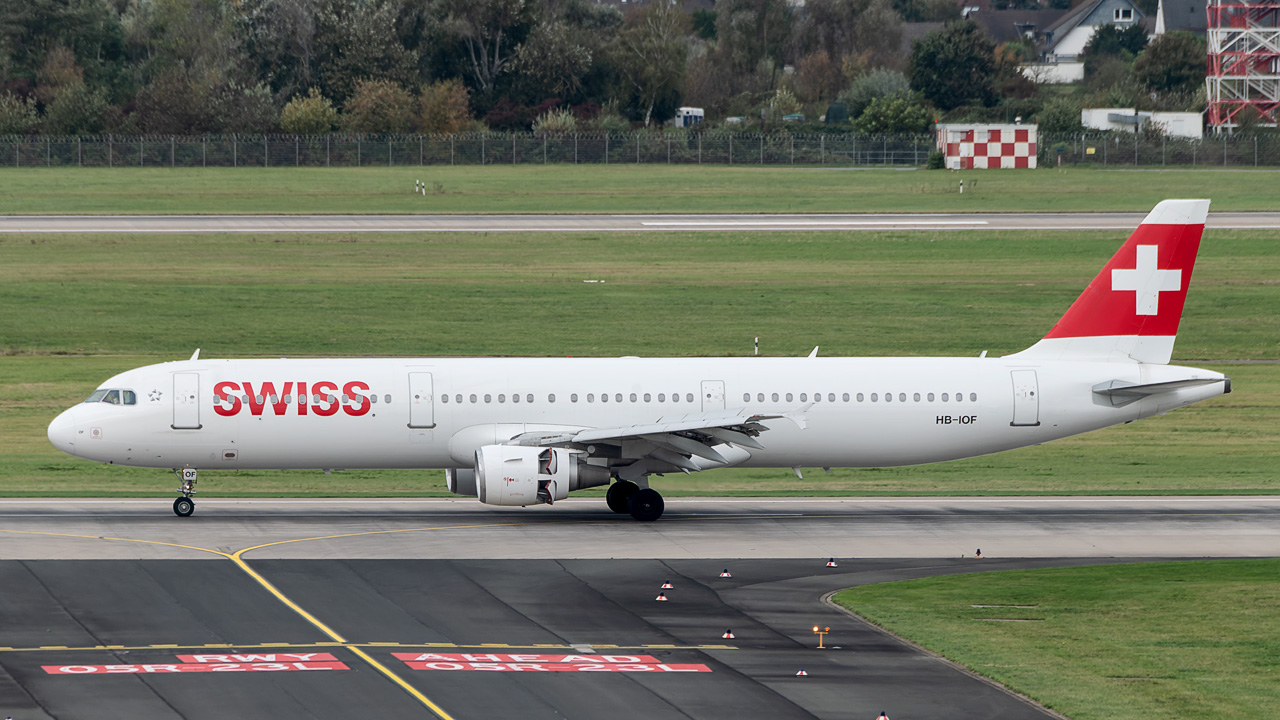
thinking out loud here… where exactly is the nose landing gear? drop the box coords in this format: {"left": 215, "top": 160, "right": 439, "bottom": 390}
{"left": 173, "top": 467, "right": 197, "bottom": 517}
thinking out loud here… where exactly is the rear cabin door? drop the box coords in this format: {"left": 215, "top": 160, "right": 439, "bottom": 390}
{"left": 701, "top": 380, "right": 725, "bottom": 411}
{"left": 408, "top": 372, "right": 436, "bottom": 428}
{"left": 172, "top": 373, "right": 202, "bottom": 429}
{"left": 1010, "top": 370, "right": 1040, "bottom": 427}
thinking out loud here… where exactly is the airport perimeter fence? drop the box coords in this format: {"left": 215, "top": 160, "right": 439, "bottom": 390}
{"left": 1, "top": 131, "right": 1278, "bottom": 168}
{"left": 0, "top": 132, "right": 934, "bottom": 168}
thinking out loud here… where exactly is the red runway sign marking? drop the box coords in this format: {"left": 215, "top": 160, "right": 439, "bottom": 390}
{"left": 43, "top": 652, "right": 348, "bottom": 675}
{"left": 392, "top": 652, "right": 711, "bottom": 673}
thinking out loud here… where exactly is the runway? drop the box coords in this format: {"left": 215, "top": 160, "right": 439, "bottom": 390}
{"left": 2, "top": 211, "right": 1279, "bottom": 233}
{"left": 2, "top": 497, "right": 1277, "bottom": 719}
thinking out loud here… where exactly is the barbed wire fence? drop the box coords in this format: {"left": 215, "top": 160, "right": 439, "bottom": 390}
{"left": 0, "top": 132, "right": 1277, "bottom": 168}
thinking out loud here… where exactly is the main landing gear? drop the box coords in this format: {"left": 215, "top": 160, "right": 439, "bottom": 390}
{"left": 606, "top": 480, "right": 665, "bottom": 522}
{"left": 173, "top": 467, "right": 197, "bottom": 517}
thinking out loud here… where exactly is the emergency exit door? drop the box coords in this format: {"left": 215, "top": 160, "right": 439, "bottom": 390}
{"left": 408, "top": 372, "right": 435, "bottom": 428}
{"left": 1010, "top": 370, "right": 1040, "bottom": 427}
{"left": 172, "top": 372, "right": 201, "bottom": 429}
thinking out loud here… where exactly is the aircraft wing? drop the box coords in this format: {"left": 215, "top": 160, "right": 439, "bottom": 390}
{"left": 505, "top": 408, "right": 800, "bottom": 475}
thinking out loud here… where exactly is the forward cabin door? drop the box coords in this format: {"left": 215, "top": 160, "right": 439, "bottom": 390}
{"left": 1010, "top": 370, "right": 1040, "bottom": 427}
{"left": 701, "top": 380, "right": 725, "bottom": 411}
{"left": 408, "top": 372, "right": 436, "bottom": 428}
{"left": 172, "top": 372, "right": 201, "bottom": 429}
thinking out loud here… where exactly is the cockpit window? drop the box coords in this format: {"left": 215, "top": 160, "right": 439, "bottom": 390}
{"left": 84, "top": 389, "right": 137, "bottom": 405}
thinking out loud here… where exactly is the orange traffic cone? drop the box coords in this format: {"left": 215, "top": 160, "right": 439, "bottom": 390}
{"left": 719, "top": 569, "right": 732, "bottom": 578}
{"left": 722, "top": 629, "right": 735, "bottom": 639}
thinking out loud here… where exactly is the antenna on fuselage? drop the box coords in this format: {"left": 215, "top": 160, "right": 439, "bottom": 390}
{"left": 189, "top": 348, "right": 200, "bottom": 361}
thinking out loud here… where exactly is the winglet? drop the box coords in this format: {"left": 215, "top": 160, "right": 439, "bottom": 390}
{"left": 189, "top": 348, "right": 201, "bottom": 361}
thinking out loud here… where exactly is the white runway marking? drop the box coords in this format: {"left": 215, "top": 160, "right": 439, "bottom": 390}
{"left": 641, "top": 220, "right": 990, "bottom": 227}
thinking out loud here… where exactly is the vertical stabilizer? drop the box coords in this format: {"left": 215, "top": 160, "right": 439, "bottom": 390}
{"left": 1007, "top": 199, "right": 1208, "bottom": 364}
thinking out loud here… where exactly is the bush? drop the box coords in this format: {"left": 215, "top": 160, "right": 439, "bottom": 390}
{"left": 854, "top": 92, "right": 932, "bottom": 134}
{"left": 839, "top": 69, "right": 910, "bottom": 118}
{"left": 281, "top": 89, "right": 339, "bottom": 134}
{"left": 42, "top": 83, "right": 109, "bottom": 135}
{"left": 532, "top": 107, "right": 577, "bottom": 134}
{"left": 1036, "top": 95, "right": 1084, "bottom": 133}
{"left": 210, "top": 82, "right": 279, "bottom": 133}
{"left": 926, "top": 150, "right": 945, "bottom": 169}
{"left": 0, "top": 93, "right": 40, "bottom": 134}
{"left": 342, "top": 79, "right": 414, "bottom": 134}
{"left": 416, "top": 79, "right": 471, "bottom": 134}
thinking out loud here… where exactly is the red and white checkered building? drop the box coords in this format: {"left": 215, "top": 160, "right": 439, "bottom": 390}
{"left": 936, "top": 124, "right": 1037, "bottom": 169}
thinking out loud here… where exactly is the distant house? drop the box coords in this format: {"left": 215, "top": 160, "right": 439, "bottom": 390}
{"left": 1154, "top": 0, "right": 1207, "bottom": 35}
{"left": 1039, "top": 0, "right": 1151, "bottom": 62}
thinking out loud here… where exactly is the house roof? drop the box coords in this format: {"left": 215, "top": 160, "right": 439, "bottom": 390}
{"left": 1159, "top": 0, "right": 1207, "bottom": 32}
{"left": 1042, "top": 0, "right": 1148, "bottom": 47}
{"left": 969, "top": 9, "right": 1068, "bottom": 44}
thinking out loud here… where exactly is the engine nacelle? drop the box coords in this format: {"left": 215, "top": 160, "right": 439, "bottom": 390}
{"left": 474, "top": 445, "right": 611, "bottom": 507}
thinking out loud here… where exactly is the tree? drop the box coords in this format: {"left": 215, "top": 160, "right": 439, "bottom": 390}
{"left": 792, "top": 50, "right": 845, "bottom": 104}
{"left": 1133, "top": 31, "right": 1205, "bottom": 95}
{"left": 315, "top": 0, "right": 420, "bottom": 105}
{"left": 614, "top": 1, "right": 688, "bottom": 127}
{"left": 715, "top": 0, "right": 791, "bottom": 75}
{"left": 210, "top": 82, "right": 279, "bottom": 133}
{"left": 853, "top": 92, "right": 931, "bottom": 133}
{"left": 442, "top": 0, "right": 537, "bottom": 96}
{"left": 341, "top": 78, "right": 414, "bottom": 133}
{"left": 1036, "top": 95, "right": 1084, "bottom": 132}
{"left": 281, "top": 88, "right": 339, "bottom": 134}
{"left": 417, "top": 78, "right": 472, "bottom": 133}
{"left": 908, "top": 20, "right": 997, "bottom": 111}
{"left": 792, "top": 0, "right": 904, "bottom": 71}
{"left": 1084, "top": 24, "right": 1149, "bottom": 58}
{"left": 514, "top": 21, "right": 594, "bottom": 100}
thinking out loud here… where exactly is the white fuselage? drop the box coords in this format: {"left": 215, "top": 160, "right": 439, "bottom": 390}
{"left": 48, "top": 355, "right": 1226, "bottom": 473}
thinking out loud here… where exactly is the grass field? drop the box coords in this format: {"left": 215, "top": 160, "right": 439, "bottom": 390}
{"left": 833, "top": 560, "right": 1280, "bottom": 720}
{"left": 3, "top": 165, "right": 1280, "bottom": 214}
{"left": 2, "top": 226, "right": 1276, "bottom": 496}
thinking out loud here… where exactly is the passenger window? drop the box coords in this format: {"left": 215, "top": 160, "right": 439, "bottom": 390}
{"left": 527, "top": 394, "right": 534, "bottom": 403}
{"left": 941, "top": 393, "right": 949, "bottom": 402}
{"left": 441, "top": 395, "right": 449, "bottom": 404}
{"left": 616, "top": 394, "right": 623, "bottom": 403}
{"left": 122, "top": 390, "right": 137, "bottom": 405}
{"left": 970, "top": 392, "right": 978, "bottom": 402}
{"left": 571, "top": 393, "right": 578, "bottom": 402}
{"left": 587, "top": 393, "right": 595, "bottom": 403}
{"left": 339, "top": 395, "right": 348, "bottom": 404}
{"left": 885, "top": 393, "right": 892, "bottom": 403}
{"left": 385, "top": 394, "right": 391, "bottom": 404}
{"left": 644, "top": 393, "right": 651, "bottom": 402}
{"left": 828, "top": 393, "right": 836, "bottom": 402}
{"left": 743, "top": 393, "right": 750, "bottom": 402}
{"left": 771, "top": 393, "right": 779, "bottom": 402}
{"left": 513, "top": 394, "right": 521, "bottom": 403}
{"left": 549, "top": 394, "right": 557, "bottom": 403}
{"left": 870, "top": 393, "right": 878, "bottom": 402}
{"left": 484, "top": 394, "right": 492, "bottom": 403}
{"left": 686, "top": 393, "right": 694, "bottom": 403}
{"left": 455, "top": 394, "right": 462, "bottom": 403}
{"left": 913, "top": 393, "right": 921, "bottom": 402}
{"left": 630, "top": 393, "right": 638, "bottom": 403}
{"left": 854, "top": 393, "right": 861, "bottom": 402}
{"left": 601, "top": 393, "right": 608, "bottom": 403}
{"left": 671, "top": 393, "right": 679, "bottom": 403}
{"left": 927, "top": 393, "right": 935, "bottom": 402}
{"left": 786, "top": 393, "right": 794, "bottom": 402}
{"left": 899, "top": 393, "right": 907, "bottom": 402}
{"left": 757, "top": 393, "right": 765, "bottom": 402}
{"left": 800, "top": 393, "right": 808, "bottom": 402}
{"left": 470, "top": 394, "right": 477, "bottom": 403}
{"left": 658, "top": 393, "right": 666, "bottom": 402}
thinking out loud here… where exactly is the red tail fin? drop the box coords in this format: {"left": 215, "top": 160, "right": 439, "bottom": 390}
{"left": 1009, "top": 199, "right": 1208, "bottom": 364}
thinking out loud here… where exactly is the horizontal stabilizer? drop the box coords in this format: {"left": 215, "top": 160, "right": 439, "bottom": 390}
{"left": 1092, "top": 377, "right": 1227, "bottom": 407}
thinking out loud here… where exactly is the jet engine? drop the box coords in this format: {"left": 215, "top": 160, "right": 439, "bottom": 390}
{"left": 473, "top": 445, "right": 611, "bottom": 507}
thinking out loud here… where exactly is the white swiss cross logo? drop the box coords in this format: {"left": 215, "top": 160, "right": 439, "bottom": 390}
{"left": 1111, "top": 245, "right": 1181, "bottom": 316}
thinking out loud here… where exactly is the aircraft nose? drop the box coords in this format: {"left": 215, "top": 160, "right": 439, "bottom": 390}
{"left": 48, "top": 407, "right": 79, "bottom": 456}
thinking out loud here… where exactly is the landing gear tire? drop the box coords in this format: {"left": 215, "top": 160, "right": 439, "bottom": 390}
{"left": 173, "top": 496, "right": 195, "bottom": 517}
{"left": 606, "top": 481, "right": 639, "bottom": 514}
{"left": 628, "top": 488, "right": 664, "bottom": 522}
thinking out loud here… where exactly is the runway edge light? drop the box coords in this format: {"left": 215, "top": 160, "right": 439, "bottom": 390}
{"left": 661, "top": 580, "right": 673, "bottom": 589}
{"left": 826, "top": 558, "right": 838, "bottom": 568}
{"left": 722, "top": 629, "right": 735, "bottom": 639}
{"left": 719, "top": 569, "right": 732, "bottom": 578}
{"left": 655, "top": 592, "right": 668, "bottom": 602}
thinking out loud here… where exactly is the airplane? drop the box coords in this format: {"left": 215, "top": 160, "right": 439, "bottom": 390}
{"left": 47, "top": 199, "right": 1229, "bottom": 521}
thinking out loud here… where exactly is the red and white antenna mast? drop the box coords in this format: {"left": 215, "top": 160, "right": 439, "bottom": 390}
{"left": 1206, "top": 0, "right": 1280, "bottom": 130}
